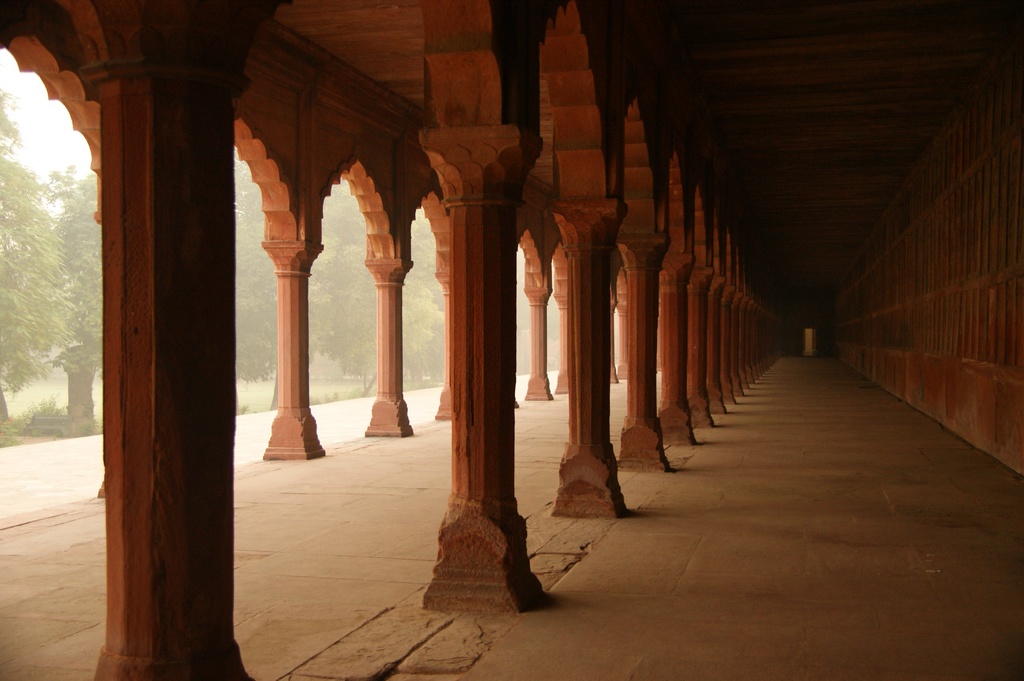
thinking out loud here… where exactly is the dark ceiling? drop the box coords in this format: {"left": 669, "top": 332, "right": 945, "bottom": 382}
{"left": 275, "top": 0, "right": 1024, "bottom": 288}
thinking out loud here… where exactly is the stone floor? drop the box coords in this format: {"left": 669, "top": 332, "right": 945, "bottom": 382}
{"left": 1, "top": 358, "right": 1023, "bottom": 680}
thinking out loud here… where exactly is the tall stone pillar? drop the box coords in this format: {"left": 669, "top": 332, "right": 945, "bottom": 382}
{"left": 706, "top": 276, "right": 727, "bottom": 415}
{"left": 738, "top": 296, "right": 753, "bottom": 389}
{"left": 720, "top": 286, "right": 737, "bottom": 405}
{"left": 551, "top": 199, "right": 627, "bottom": 518}
{"left": 617, "top": 234, "right": 669, "bottom": 472}
{"left": 615, "top": 268, "right": 629, "bottom": 380}
{"left": 687, "top": 268, "right": 715, "bottom": 428}
{"left": 730, "top": 297, "right": 744, "bottom": 397}
{"left": 658, "top": 253, "right": 697, "bottom": 445}
{"left": 425, "top": 201, "right": 453, "bottom": 420}
{"left": 435, "top": 273, "right": 452, "bottom": 419}
{"left": 552, "top": 247, "right": 569, "bottom": 395}
{"left": 609, "top": 289, "right": 619, "bottom": 383}
{"left": 93, "top": 71, "right": 250, "bottom": 680}
{"left": 263, "top": 241, "right": 326, "bottom": 460}
{"left": 524, "top": 284, "right": 554, "bottom": 400}
{"left": 365, "top": 258, "right": 414, "bottom": 437}
{"left": 419, "top": 125, "right": 542, "bottom": 612}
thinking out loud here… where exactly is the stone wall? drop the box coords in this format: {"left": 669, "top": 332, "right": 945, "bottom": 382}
{"left": 837, "top": 29, "right": 1024, "bottom": 475}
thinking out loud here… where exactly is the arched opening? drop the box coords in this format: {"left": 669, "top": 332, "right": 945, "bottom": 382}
{"left": 0, "top": 43, "right": 101, "bottom": 516}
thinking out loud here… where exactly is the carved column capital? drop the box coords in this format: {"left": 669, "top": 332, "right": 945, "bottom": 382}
{"left": 365, "top": 258, "right": 413, "bottom": 285}
{"left": 689, "top": 266, "right": 714, "bottom": 292}
{"left": 262, "top": 240, "right": 323, "bottom": 275}
{"left": 660, "top": 251, "right": 696, "bottom": 288}
{"left": 721, "top": 285, "right": 737, "bottom": 306}
{"left": 524, "top": 285, "right": 551, "bottom": 306}
{"left": 709, "top": 275, "right": 726, "bottom": 298}
{"left": 420, "top": 125, "right": 541, "bottom": 201}
{"left": 551, "top": 198, "right": 627, "bottom": 251}
{"left": 618, "top": 232, "right": 668, "bottom": 271}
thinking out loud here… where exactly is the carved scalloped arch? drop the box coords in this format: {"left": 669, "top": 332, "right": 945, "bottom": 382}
{"left": 233, "top": 117, "right": 298, "bottom": 242}
{"left": 5, "top": 36, "right": 100, "bottom": 173}
{"left": 323, "top": 159, "right": 397, "bottom": 262}
{"left": 667, "top": 152, "right": 691, "bottom": 255}
{"left": 539, "top": 0, "right": 606, "bottom": 199}
{"left": 621, "top": 98, "right": 656, "bottom": 234}
{"left": 519, "top": 228, "right": 549, "bottom": 291}
{"left": 693, "top": 183, "right": 708, "bottom": 266}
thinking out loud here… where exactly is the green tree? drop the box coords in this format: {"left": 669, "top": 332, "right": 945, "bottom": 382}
{"left": 0, "top": 90, "right": 70, "bottom": 421}
{"left": 234, "top": 156, "right": 278, "bottom": 406}
{"left": 49, "top": 169, "right": 101, "bottom": 435}
{"left": 311, "top": 191, "right": 377, "bottom": 395}
{"left": 403, "top": 216, "right": 443, "bottom": 386}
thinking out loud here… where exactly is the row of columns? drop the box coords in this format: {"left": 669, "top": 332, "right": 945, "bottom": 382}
{"left": 91, "top": 81, "right": 779, "bottom": 676}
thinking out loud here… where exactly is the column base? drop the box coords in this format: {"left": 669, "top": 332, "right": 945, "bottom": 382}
{"left": 616, "top": 364, "right": 628, "bottom": 380}
{"left": 722, "top": 380, "right": 736, "bottom": 405}
{"left": 525, "top": 375, "right": 554, "bottom": 401}
{"left": 688, "top": 394, "right": 716, "bottom": 428}
{"left": 554, "top": 372, "right": 568, "bottom": 395}
{"left": 658, "top": 401, "right": 697, "bottom": 445}
{"left": 95, "top": 642, "right": 252, "bottom": 681}
{"left": 366, "top": 398, "right": 414, "bottom": 437}
{"left": 423, "top": 496, "right": 542, "bottom": 613}
{"left": 618, "top": 419, "right": 669, "bottom": 472}
{"left": 731, "top": 375, "right": 745, "bottom": 398}
{"left": 552, "top": 443, "right": 627, "bottom": 518}
{"left": 708, "top": 385, "right": 727, "bottom": 415}
{"left": 264, "top": 412, "right": 326, "bottom": 460}
{"left": 435, "top": 386, "right": 452, "bottom": 421}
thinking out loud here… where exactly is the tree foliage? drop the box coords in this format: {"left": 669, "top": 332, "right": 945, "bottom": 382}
{"left": 310, "top": 186, "right": 445, "bottom": 395}
{"left": 0, "top": 90, "right": 70, "bottom": 420}
{"left": 48, "top": 169, "right": 101, "bottom": 432}
{"left": 311, "top": 188, "right": 378, "bottom": 394}
{"left": 234, "top": 156, "right": 278, "bottom": 384}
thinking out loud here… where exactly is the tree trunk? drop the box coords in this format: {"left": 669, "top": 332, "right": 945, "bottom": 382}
{"left": 361, "top": 373, "right": 377, "bottom": 398}
{"left": 0, "top": 382, "right": 8, "bottom": 422}
{"left": 67, "top": 365, "right": 97, "bottom": 436}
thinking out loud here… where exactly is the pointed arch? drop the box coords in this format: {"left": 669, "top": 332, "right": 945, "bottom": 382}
{"left": 337, "top": 160, "right": 397, "bottom": 261}
{"left": 539, "top": 0, "right": 606, "bottom": 199}
{"left": 5, "top": 36, "right": 100, "bottom": 173}
{"left": 234, "top": 118, "right": 298, "bottom": 242}
{"left": 621, "top": 98, "right": 656, "bottom": 233}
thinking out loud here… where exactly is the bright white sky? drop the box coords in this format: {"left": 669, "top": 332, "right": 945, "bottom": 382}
{"left": 0, "top": 48, "right": 92, "bottom": 180}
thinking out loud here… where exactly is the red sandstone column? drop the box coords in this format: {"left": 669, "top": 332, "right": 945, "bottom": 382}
{"left": 435, "top": 272, "right": 452, "bottom": 419}
{"left": 365, "top": 259, "right": 414, "bottom": 437}
{"left": 93, "top": 72, "right": 250, "bottom": 679}
{"left": 419, "top": 125, "right": 541, "bottom": 612}
{"left": 730, "top": 298, "right": 744, "bottom": 397}
{"left": 659, "top": 253, "right": 697, "bottom": 445}
{"left": 615, "top": 268, "right": 629, "bottom": 380}
{"left": 706, "top": 276, "right": 727, "bottom": 415}
{"left": 720, "top": 285, "right": 737, "bottom": 405}
{"left": 524, "top": 284, "right": 554, "bottom": 400}
{"left": 687, "top": 268, "right": 715, "bottom": 428}
{"left": 425, "top": 204, "right": 453, "bottom": 420}
{"left": 263, "top": 241, "right": 326, "bottom": 460}
{"left": 609, "top": 289, "right": 619, "bottom": 384}
{"left": 553, "top": 247, "right": 569, "bottom": 395}
{"left": 618, "top": 234, "right": 669, "bottom": 471}
{"left": 738, "top": 296, "right": 753, "bottom": 389}
{"left": 552, "top": 199, "right": 627, "bottom": 518}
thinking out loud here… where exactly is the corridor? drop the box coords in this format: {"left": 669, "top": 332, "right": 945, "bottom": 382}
{"left": 1, "top": 358, "right": 1021, "bottom": 679}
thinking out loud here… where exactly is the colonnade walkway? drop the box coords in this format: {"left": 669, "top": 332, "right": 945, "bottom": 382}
{"left": 2, "top": 358, "right": 1023, "bottom": 679}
